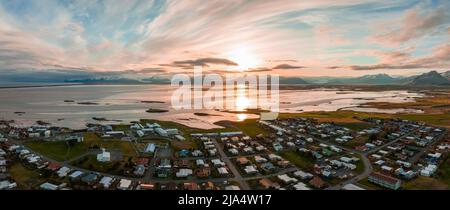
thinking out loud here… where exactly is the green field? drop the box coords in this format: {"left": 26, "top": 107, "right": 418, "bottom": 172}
{"left": 9, "top": 163, "right": 45, "bottom": 189}
{"left": 25, "top": 141, "right": 88, "bottom": 161}
{"left": 99, "top": 140, "right": 137, "bottom": 157}
{"left": 279, "top": 150, "right": 315, "bottom": 170}
{"left": 71, "top": 155, "right": 135, "bottom": 176}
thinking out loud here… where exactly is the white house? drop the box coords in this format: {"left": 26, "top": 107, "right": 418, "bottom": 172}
{"left": 97, "top": 148, "right": 111, "bottom": 162}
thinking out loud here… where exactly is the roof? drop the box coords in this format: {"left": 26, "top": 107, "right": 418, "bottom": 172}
{"left": 369, "top": 172, "right": 400, "bottom": 185}
{"left": 309, "top": 177, "right": 326, "bottom": 188}
{"left": 47, "top": 162, "right": 62, "bottom": 171}
{"left": 342, "top": 184, "right": 366, "bottom": 190}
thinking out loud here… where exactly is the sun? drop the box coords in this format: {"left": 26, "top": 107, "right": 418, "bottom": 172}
{"left": 228, "top": 46, "right": 260, "bottom": 71}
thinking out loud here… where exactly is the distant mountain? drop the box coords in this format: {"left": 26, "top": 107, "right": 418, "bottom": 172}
{"left": 279, "top": 77, "right": 309, "bottom": 84}
{"left": 66, "top": 77, "right": 171, "bottom": 84}
{"left": 442, "top": 71, "right": 450, "bottom": 80}
{"left": 65, "top": 78, "right": 145, "bottom": 84}
{"left": 323, "top": 73, "right": 404, "bottom": 85}
{"left": 409, "top": 71, "right": 450, "bottom": 86}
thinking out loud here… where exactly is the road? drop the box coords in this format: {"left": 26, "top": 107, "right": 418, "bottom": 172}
{"left": 212, "top": 139, "right": 251, "bottom": 190}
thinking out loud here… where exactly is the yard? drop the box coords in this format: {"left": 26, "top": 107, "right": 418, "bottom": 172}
{"left": 278, "top": 150, "right": 315, "bottom": 171}
{"left": 71, "top": 155, "right": 136, "bottom": 176}
{"left": 9, "top": 163, "right": 45, "bottom": 189}
{"left": 25, "top": 141, "right": 88, "bottom": 161}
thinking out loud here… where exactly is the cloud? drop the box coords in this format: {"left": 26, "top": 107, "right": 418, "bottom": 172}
{"left": 338, "top": 43, "right": 450, "bottom": 70}
{"left": 172, "top": 57, "right": 238, "bottom": 67}
{"left": 273, "top": 64, "right": 305, "bottom": 70}
{"left": 0, "top": 0, "right": 449, "bottom": 78}
{"left": 372, "top": 7, "right": 449, "bottom": 45}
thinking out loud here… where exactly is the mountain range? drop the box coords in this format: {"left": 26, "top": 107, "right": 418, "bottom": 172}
{"left": 0, "top": 69, "right": 449, "bottom": 86}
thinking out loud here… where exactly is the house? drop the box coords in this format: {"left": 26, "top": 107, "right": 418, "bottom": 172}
{"left": 277, "top": 160, "right": 290, "bottom": 168}
{"left": 165, "top": 128, "right": 179, "bottom": 135}
{"left": 157, "top": 168, "right": 171, "bottom": 178}
{"left": 47, "top": 162, "right": 62, "bottom": 171}
{"left": 135, "top": 158, "right": 150, "bottom": 166}
{"left": 259, "top": 178, "right": 280, "bottom": 189}
{"left": 244, "top": 165, "right": 258, "bottom": 174}
{"left": 184, "top": 182, "right": 200, "bottom": 190}
{"left": 69, "top": 171, "right": 83, "bottom": 180}
{"left": 228, "top": 148, "right": 239, "bottom": 155}
{"left": 144, "top": 144, "right": 156, "bottom": 153}
{"left": 81, "top": 173, "right": 99, "bottom": 185}
{"left": 293, "top": 170, "right": 314, "bottom": 180}
{"left": 0, "top": 149, "right": 6, "bottom": 156}
{"left": 273, "top": 143, "right": 283, "bottom": 151}
{"left": 175, "top": 135, "right": 186, "bottom": 141}
{"left": 236, "top": 157, "right": 249, "bottom": 165}
{"left": 211, "top": 159, "right": 225, "bottom": 167}
{"left": 97, "top": 148, "right": 111, "bottom": 162}
{"left": 159, "top": 159, "right": 171, "bottom": 168}
{"left": 136, "top": 130, "right": 145, "bottom": 137}
{"left": 260, "top": 162, "right": 276, "bottom": 172}
{"left": 57, "top": 166, "right": 71, "bottom": 178}
{"left": 155, "top": 127, "right": 168, "bottom": 137}
{"left": 368, "top": 172, "right": 401, "bottom": 190}
{"left": 117, "top": 179, "right": 132, "bottom": 190}
{"left": 196, "top": 168, "right": 211, "bottom": 178}
{"left": 268, "top": 154, "right": 283, "bottom": 161}
{"left": 342, "top": 183, "right": 366, "bottom": 190}
{"left": 254, "top": 155, "right": 268, "bottom": 163}
{"left": 40, "top": 182, "right": 59, "bottom": 190}
{"left": 420, "top": 164, "right": 437, "bottom": 177}
{"left": 134, "top": 165, "right": 146, "bottom": 176}
{"left": 277, "top": 174, "right": 298, "bottom": 184}
{"left": 0, "top": 180, "right": 16, "bottom": 190}
{"left": 196, "top": 159, "right": 205, "bottom": 167}
{"left": 217, "top": 167, "right": 229, "bottom": 175}
{"left": 176, "top": 169, "right": 193, "bottom": 178}
{"left": 139, "top": 183, "right": 155, "bottom": 190}
{"left": 224, "top": 185, "right": 240, "bottom": 190}
{"left": 192, "top": 150, "right": 203, "bottom": 157}
{"left": 204, "top": 181, "right": 215, "bottom": 190}
{"left": 309, "top": 177, "right": 326, "bottom": 189}
{"left": 99, "top": 176, "right": 114, "bottom": 189}
{"left": 293, "top": 182, "right": 310, "bottom": 190}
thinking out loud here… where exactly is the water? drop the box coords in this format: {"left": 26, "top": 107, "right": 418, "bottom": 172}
{"left": 0, "top": 84, "right": 423, "bottom": 129}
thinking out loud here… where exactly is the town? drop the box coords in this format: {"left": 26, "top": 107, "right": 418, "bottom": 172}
{"left": 0, "top": 114, "right": 448, "bottom": 190}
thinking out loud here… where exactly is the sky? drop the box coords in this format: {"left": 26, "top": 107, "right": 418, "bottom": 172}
{"left": 0, "top": 0, "right": 449, "bottom": 79}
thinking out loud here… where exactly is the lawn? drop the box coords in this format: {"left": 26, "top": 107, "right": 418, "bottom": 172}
{"left": 216, "top": 119, "right": 269, "bottom": 137}
{"left": 278, "top": 150, "right": 315, "bottom": 170}
{"left": 402, "top": 176, "right": 448, "bottom": 190}
{"left": 335, "top": 122, "right": 374, "bottom": 131}
{"left": 99, "top": 140, "right": 138, "bottom": 157}
{"left": 358, "top": 178, "right": 385, "bottom": 190}
{"left": 84, "top": 132, "right": 102, "bottom": 146}
{"left": 435, "top": 156, "right": 450, "bottom": 188}
{"left": 9, "top": 163, "right": 45, "bottom": 189}
{"left": 71, "top": 155, "right": 135, "bottom": 176}
{"left": 25, "top": 141, "right": 88, "bottom": 161}
{"left": 343, "top": 135, "right": 369, "bottom": 148}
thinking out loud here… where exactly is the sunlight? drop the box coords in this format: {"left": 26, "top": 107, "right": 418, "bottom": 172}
{"left": 228, "top": 46, "right": 260, "bottom": 71}
{"left": 236, "top": 113, "right": 248, "bottom": 121}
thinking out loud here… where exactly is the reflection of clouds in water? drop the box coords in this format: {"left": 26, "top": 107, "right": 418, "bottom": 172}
{"left": 0, "top": 85, "right": 424, "bottom": 129}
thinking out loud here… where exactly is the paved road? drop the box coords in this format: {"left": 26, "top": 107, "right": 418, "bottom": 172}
{"left": 212, "top": 139, "right": 251, "bottom": 190}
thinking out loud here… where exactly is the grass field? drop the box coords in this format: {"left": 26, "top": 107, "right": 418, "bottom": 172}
{"left": 278, "top": 150, "right": 315, "bottom": 170}
{"left": 358, "top": 178, "right": 385, "bottom": 190}
{"left": 98, "top": 140, "right": 137, "bottom": 157}
{"left": 9, "top": 163, "right": 45, "bottom": 189}
{"left": 403, "top": 177, "right": 448, "bottom": 190}
{"left": 71, "top": 155, "right": 134, "bottom": 176}
{"left": 25, "top": 141, "right": 88, "bottom": 161}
